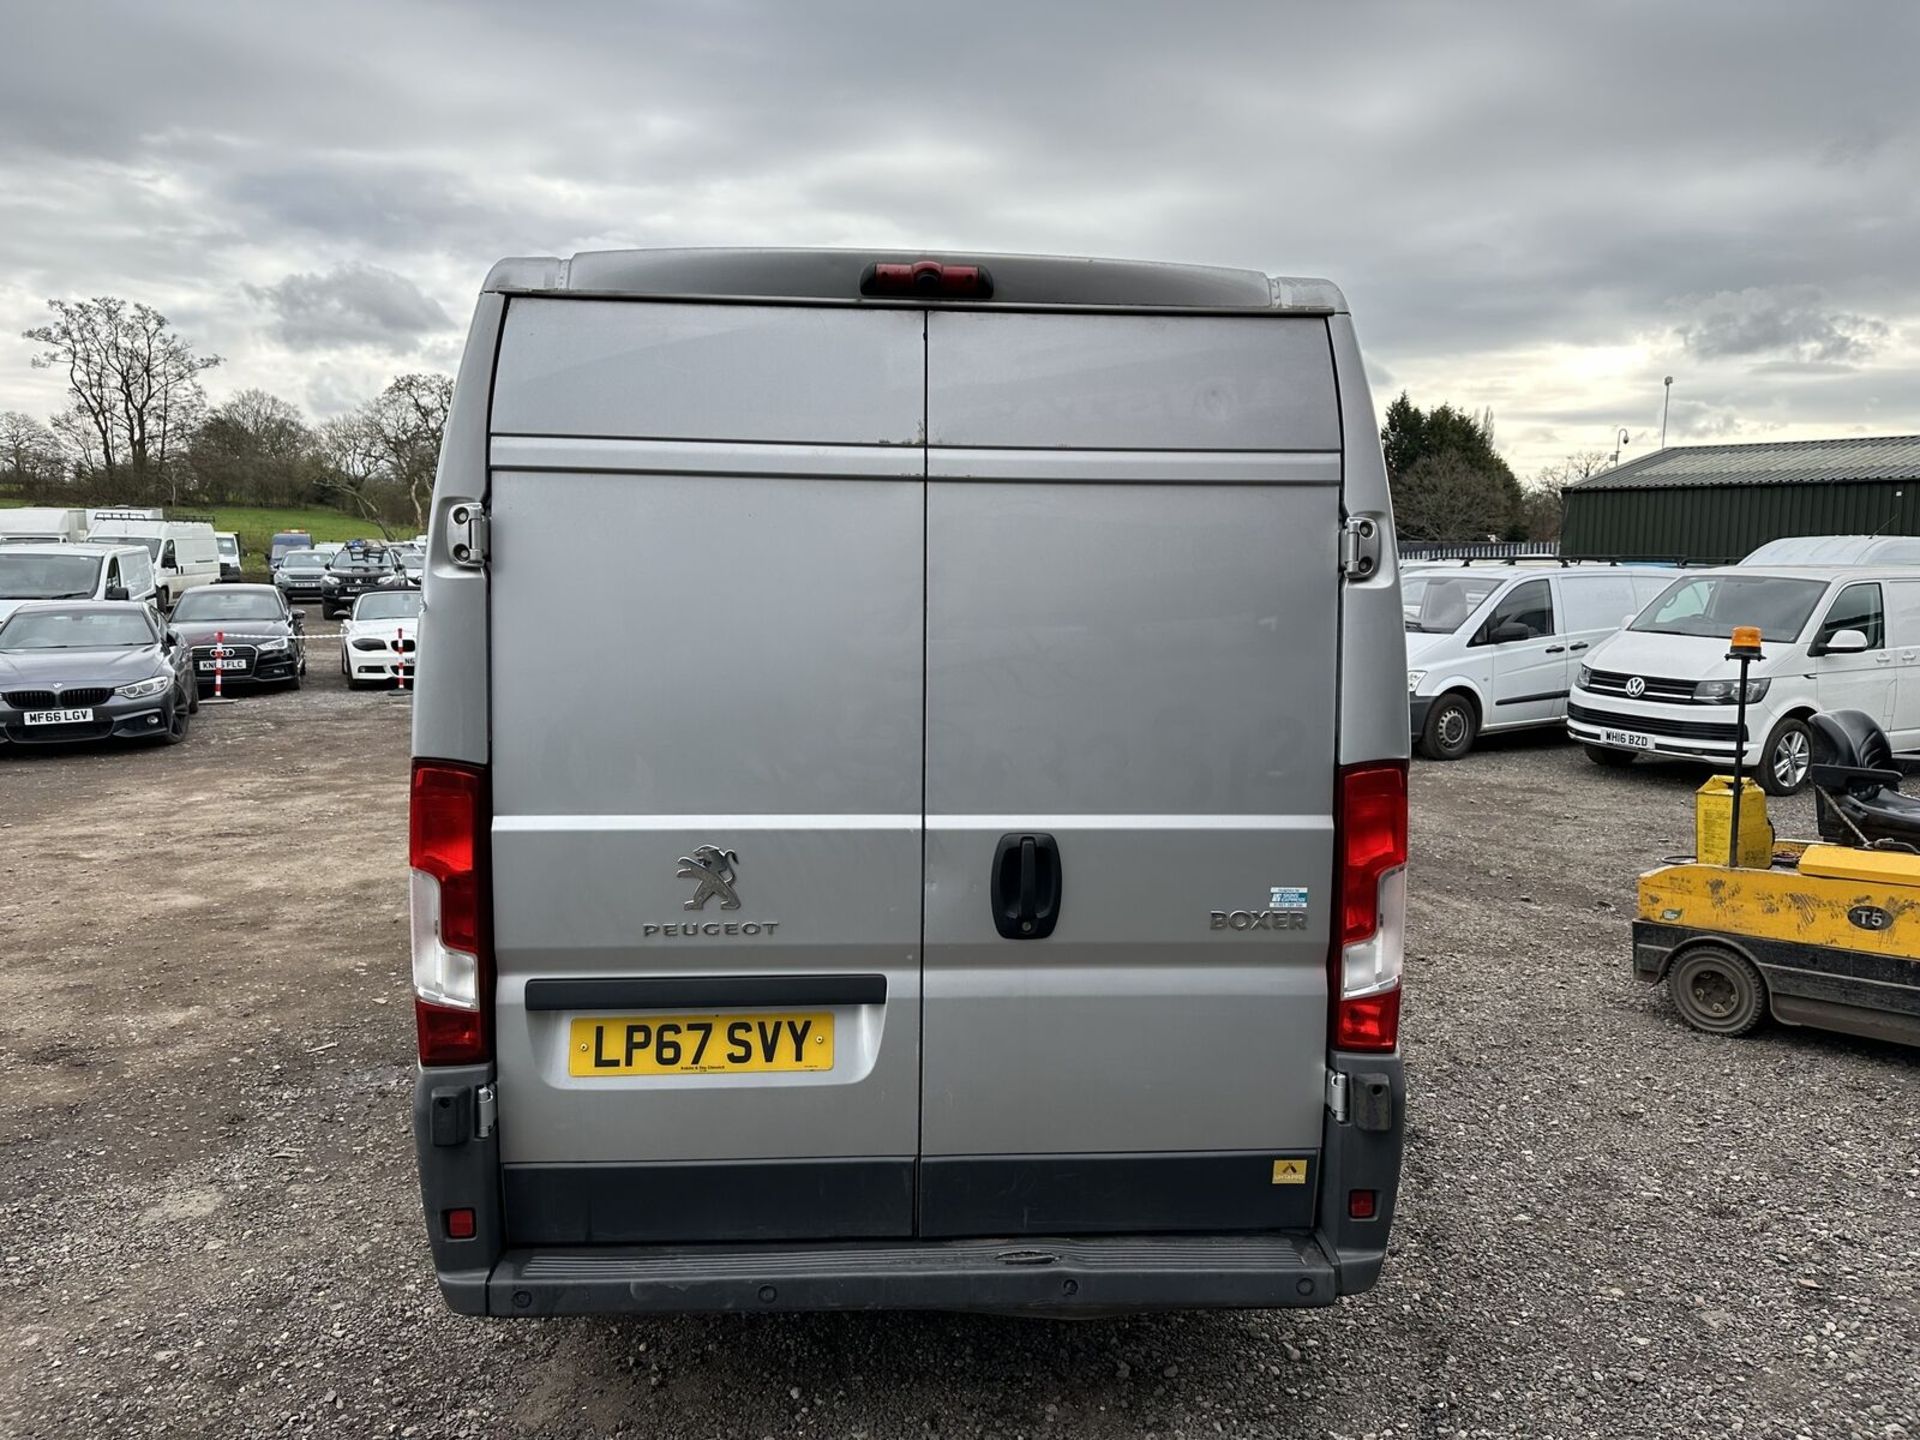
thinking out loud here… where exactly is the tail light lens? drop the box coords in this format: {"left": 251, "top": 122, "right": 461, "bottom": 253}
{"left": 859, "top": 260, "right": 994, "bottom": 298}
{"left": 1333, "top": 762, "right": 1407, "bottom": 1052}
{"left": 410, "top": 760, "right": 490, "bottom": 1065}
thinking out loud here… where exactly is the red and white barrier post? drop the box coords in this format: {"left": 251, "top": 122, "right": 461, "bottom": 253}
{"left": 396, "top": 628, "right": 408, "bottom": 692}
{"left": 213, "top": 630, "right": 225, "bottom": 701}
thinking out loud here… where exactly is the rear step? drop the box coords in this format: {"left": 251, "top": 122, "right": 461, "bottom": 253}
{"left": 488, "top": 1234, "right": 1336, "bottom": 1315}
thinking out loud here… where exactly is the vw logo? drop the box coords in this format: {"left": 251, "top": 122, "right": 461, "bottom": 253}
{"left": 1624, "top": 676, "right": 1646, "bottom": 698}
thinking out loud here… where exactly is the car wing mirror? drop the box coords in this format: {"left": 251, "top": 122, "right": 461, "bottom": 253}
{"left": 105, "top": 585, "right": 129, "bottom": 601}
{"left": 1817, "top": 628, "right": 1869, "bottom": 655}
{"left": 163, "top": 629, "right": 180, "bottom": 650}
{"left": 1490, "top": 621, "right": 1531, "bottom": 644}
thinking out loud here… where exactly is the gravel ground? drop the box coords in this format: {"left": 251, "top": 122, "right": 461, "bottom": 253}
{"left": 2, "top": 675, "right": 1917, "bottom": 1439}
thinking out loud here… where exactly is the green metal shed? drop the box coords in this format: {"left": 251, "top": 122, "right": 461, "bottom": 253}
{"left": 1560, "top": 435, "right": 1920, "bottom": 564}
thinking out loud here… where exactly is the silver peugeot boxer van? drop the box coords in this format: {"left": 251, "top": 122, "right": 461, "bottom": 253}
{"left": 408, "top": 249, "right": 1409, "bottom": 1316}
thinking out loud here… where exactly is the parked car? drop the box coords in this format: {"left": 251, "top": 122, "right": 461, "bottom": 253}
{"left": 268, "top": 530, "right": 314, "bottom": 571}
{"left": 406, "top": 247, "right": 1407, "bottom": 1319}
{"left": 1407, "top": 566, "right": 1674, "bottom": 759}
{"left": 0, "top": 543, "right": 159, "bottom": 625}
{"left": 321, "top": 542, "right": 405, "bottom": 618}
{"left": 392, "top": 544, "right": 426, "bottom": 585}
{"left": 216, "top": 531, "right": 243, "bottom": 581}
{"left": 273, "top": 548, "right": 333, "bottom": 604}
{"left": 339, "top": 588, "right": 420, "bottom": 688}
{"left": 0, "top": 601, "right": 194, "bottom": 747}
{"left": 166, "top": 584, "right": 306, "bottom": 692}
{"left": 1570, "top": 564, "right": 1920, "bottom": 795}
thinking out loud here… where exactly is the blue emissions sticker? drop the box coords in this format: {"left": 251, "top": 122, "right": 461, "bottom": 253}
{"left": 1269, "top": 887, "right": 1309, "bottom": 911}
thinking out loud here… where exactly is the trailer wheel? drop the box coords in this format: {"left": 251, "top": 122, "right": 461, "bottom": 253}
{"left": 1418, "top": 693, "right": 1479, "bottom": 761}
{"left": 1666, "top": 944, "right": 1767, "bottom": 1037}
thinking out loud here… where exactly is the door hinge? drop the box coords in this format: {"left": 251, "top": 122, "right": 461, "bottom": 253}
{"left": 448, "top": 503, "right": 489, "bottom": 568}
{"left": 1339, "top": 516, "right": 1381, "bottom": 580}
{"left": 474, "top": 1083, "right": 497, "bottom": 1139}
{"left": 1326, "top": 1070, "right": 1350, "bottom": 1123}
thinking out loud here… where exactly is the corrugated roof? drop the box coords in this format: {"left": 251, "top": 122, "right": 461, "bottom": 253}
{"left": 1565, "top": 435, "right": 1920, "bottom": 491}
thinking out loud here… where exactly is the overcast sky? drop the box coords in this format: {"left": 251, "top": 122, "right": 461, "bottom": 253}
{"left": 1, "top": 0, "right": 1914, "bottom": 475}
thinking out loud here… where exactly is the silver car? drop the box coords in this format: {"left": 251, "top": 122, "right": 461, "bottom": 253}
{"left": 406, "top": 249, "right": 1409, "bottom": 1317}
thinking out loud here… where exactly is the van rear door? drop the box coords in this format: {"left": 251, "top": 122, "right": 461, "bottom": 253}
{"left": 917, "top": 311, "right": 1344, "bottom": 1235}
{"left": 485, "top": 300, "right": 927, "bottom": 1244}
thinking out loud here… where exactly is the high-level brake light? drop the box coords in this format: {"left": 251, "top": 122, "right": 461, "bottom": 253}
{"left": 1333, "top": 762, "right": 1407, "bottom": 1052}
{"left": 410, "top": 760, "right": 491, "bottom": 1065}
{"left": 859, "top": 260, "right": 994, "bottom": 299}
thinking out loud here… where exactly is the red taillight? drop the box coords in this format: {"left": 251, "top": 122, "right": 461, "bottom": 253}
{"left": 1333, "top": 761, "right": 1408, "bottom": 1053}
{"left": 1347, "top": 1189, "right": 1378, "bottom": 1221}
{"left": 410, "top": 760, "right": 491, "bottom": 1066}
{"left": 444, "top": 1207, "right": 477, "bottom": 1240}
{"left": 1340, "top": 763, "right": 1407, "bottom": 946}
{"left": 860, "top": 260, "right": 994, "bottom": 299}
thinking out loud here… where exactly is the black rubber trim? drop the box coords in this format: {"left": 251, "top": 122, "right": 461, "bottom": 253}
{"left": 524, "top": 974, "right": 888, "bottom": 1012}
{"left": 487, "top": 1232, "right": 1336, "bottom": 1315}
{"left": 1493, "top": 689, "right": 1570, "bottom": 707}
{"left": 503, "top": 1158, "right": 914, "bottom": 1244}
{"left": 918, "top": 1151, "right": 1318, "bottom": 1237}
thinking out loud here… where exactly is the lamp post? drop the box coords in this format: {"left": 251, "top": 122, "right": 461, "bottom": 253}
{"left": 1662, "top": 376, "right": 1674, "bottom": 448}
{"left": 1613, "top": 427, "right": 1630, "bottom": 466}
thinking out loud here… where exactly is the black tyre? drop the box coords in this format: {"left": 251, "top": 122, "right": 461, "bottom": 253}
{"left": 1418, "top": 693, "right": 1479, "bottom": 761}
{"left": 1666, "top": 944, "right": 1767, "bottom": 1037}
{"left": 1758, "top": 715, "right": 1813, "bottom": 796}
{"left": 1583, "top": 743, "right": 1638, "bottom": 769}
{"left": 157, "top": 699, "right": 191, "bottom": 746}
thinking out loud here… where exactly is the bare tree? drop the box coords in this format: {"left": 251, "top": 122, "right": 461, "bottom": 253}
{"left": 363, "top": 373, "right": 452, "bottom": 530}
{"left": 0, "top": 411, "right": 68, "bottom": 497}
{"left": 1394, "top": 451, "right": 1521, "bottom": 542}
{"left": 23, "top": 297, "right": 220, "bottom": 496}
{"left": 315, "top": 413, "right": 396, "bottom": 536}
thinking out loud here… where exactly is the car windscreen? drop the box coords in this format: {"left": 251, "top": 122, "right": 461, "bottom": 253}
{"left": 1404, "top": 574, "right": 1505, "bottom": 633}
{"left": 0, "top": 552, "right": 103, "bottom": 600}
{"left": 1631, "top": 574, "right": 1827, "bottom": 643}
{"left": 217, "top": 537, "right": 239, "bottom": 557}
{"left": 171, "top": 591, "right": 283, "bottom": 622}
{"left": 330, "top": 550, "right": 392, "bottom": 571}
{"left": 0, "top": 609, "right": 155, "bottom": 650}
{"left": 279, "top": 550, "right": 322, "bottom": 568}
{"left": 354, "top": 591, "right": 423, "bottom": 621}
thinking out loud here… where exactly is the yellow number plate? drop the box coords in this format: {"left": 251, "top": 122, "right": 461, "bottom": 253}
{"left": 567, "top": 1012, "right": 834, "bottom": 1077}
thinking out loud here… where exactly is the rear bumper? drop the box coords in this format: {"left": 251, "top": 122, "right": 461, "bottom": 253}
{"left": 483, "top": 1233, "right": 1336, "bottom": 1316}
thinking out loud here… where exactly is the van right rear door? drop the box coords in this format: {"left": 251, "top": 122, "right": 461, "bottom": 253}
{"left": 917, "top": 310, "right": 1344, "bottom": 1237}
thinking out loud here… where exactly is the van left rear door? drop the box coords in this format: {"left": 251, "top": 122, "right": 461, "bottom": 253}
{"left": 484, "top": 299, "right": 929, "bottom": 1245}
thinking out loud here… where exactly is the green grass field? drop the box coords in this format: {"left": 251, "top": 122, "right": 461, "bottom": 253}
{"left": 1, "top": 499, "right": 415, "bottom": 576}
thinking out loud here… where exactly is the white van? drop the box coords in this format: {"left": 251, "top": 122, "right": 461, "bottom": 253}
{"left": 0, "top": 542, "right": 159, "bottom": 625}
{"left": 1743, "top": 535, "right": 1920, "bottom": 566}
{"left": 0, "top": 507, "right": 89, "bottom": 546}
{"left": 1407, "top": 566, "right": 1675, "bottom": 758}
{"left": 1571, "top": 564, "right": 1920, "bottom": 794}
{"left": 84, "top": 517, "right": 221, "bottom": 608}
{"left": 407, "top": 247, "right": 1408, "bottom": 1318}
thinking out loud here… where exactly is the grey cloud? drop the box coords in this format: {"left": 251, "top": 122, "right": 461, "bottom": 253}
{"left": 1679, "top": 288, "right": 1890, "bottom": 366}
{"left": 247, "top": 264, "right": 452, "bottom": 353}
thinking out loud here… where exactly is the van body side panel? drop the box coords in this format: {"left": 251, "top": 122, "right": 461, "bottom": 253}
{"left": 919, "top": 311, "right": 1341, "bottom": 1236}
{"left": 1327, "top": 315, "right": 1409, "bottom": 768}
{"left": 414, "top": 291, "right": 503, "bottom": 768}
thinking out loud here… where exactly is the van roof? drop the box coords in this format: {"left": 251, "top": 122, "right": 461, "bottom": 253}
{"left": 0, "top": 542, "right": 144, "bottom": 558}
{"left": 482, "top": 248, "right": 1347, "bottom": 313}
{"left": 1691, "top": 564, "right": 1920, "bottom": 582}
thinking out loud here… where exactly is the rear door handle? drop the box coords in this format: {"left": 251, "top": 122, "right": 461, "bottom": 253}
{"left": 1568, "top": 642, "right": 1589, "bottom": 652}
{"left": 992, "top": 833, "right": 1063, "bottom": 940}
